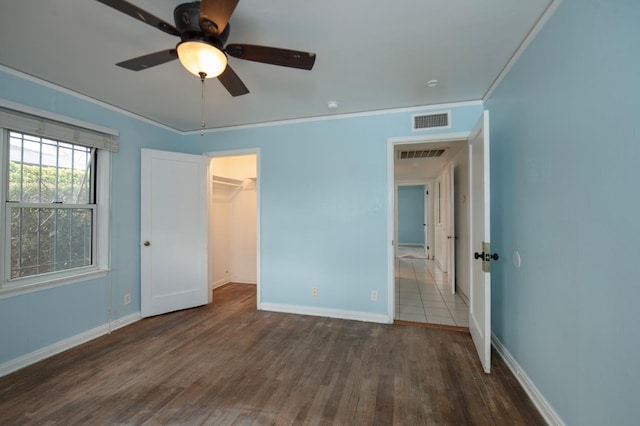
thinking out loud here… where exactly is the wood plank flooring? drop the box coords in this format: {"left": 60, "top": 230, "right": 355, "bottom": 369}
{"left": 0, "top": 284, "right": 544, "bottom": 425}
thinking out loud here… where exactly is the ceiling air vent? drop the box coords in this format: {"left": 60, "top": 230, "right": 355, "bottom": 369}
{"left": 398, "top": 148, "right": 447, "bottom": 159}
{"left": 412, "top": 111, "right": 451, "bottom": 131}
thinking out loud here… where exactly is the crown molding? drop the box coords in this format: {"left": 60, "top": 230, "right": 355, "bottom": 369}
{"left": 184, "top": 101, "right": 484, "bottom": 135}
{"left": 0, "top": 65, "right": 181, "bottom": 134}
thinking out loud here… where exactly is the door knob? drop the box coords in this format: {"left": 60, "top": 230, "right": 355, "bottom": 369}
{"left": 143, "top": 241, "right": 151, "bottom": 246}
{"left": 474, "top": 252, "right": 499, "bottom": 261}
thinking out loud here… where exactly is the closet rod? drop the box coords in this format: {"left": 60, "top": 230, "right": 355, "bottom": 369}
{"left": 212, "top": 175, "right": 244, "bottom": 187}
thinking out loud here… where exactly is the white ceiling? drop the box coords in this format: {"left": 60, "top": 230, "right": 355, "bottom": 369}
{"left": 0, "top": 0, "right": 552, "bottom": 132}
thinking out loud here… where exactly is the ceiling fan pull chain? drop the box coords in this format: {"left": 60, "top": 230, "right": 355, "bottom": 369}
{"left": 199, "top": 72, "right": 207, "bottom": 136}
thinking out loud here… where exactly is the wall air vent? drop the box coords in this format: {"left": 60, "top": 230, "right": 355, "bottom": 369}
{"left": 398, "top": 148, "right": 447, "bottom": 159}
{"left": 412, "top": 111, "right": 451, "bottom": 131}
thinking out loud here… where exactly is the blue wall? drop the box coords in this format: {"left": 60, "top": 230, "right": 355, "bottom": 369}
{"left": 0, "top": 65, "right": 483, "bottom": 366}
{"left": 0, "top": 69, "right": 179, "bottom": 365}
{"left": 486, "top": 0, "right": 640, "bottom": 424}
{"left": 397, "top": 185, "right": 425, "bottom": 245}
{"left": 181, "top": 106, "right": 481, "bottom": 316}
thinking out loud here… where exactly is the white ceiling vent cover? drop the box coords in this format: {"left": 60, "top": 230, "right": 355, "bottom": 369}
{"left": 398, "top": 148, "right": 447, "bottom": 159}
{"left": 412, "top": 111, "right": 451, "bottom": 131}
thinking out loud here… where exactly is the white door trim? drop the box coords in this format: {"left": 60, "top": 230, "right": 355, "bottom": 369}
{"left": 204, "top": 148, "right": 261, "bottom": 310}
{"left": 387, "top": 132, "right": 471, "bottom": 323}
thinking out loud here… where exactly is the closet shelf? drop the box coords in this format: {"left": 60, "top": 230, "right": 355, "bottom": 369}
{"left": 212, "top": 175, "right": 244, "bottom": 188}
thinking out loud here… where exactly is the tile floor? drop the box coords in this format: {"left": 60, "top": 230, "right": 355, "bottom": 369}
{"left": 395, "top": 245, "right": 469, "bottom": 327}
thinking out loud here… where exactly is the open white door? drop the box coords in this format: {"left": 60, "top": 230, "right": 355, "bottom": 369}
{"left": 447, "top": 162, "right": 455, "bottom": 294}
{"left": 469, "top": 110, "right": 492, "bottom": 373}
{"left": 141, "top": 149, "right": 209, "bottom": 317}
{"left": 424, "top": 187, "right": 429, "bottom": 259}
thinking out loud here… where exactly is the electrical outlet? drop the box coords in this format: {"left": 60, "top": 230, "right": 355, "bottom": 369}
{"left": 124, "top": 293, "right": 131, "bottom": 305}
{"left": 312, "top": 287, "right": 318, "bottom": 297}
{"left": 371, "top": 290, "right": 378, "bottom": 302}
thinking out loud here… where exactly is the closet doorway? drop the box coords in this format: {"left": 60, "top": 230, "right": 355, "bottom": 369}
{"left": 208, "top": 151, "right": 259, "bottom": 305}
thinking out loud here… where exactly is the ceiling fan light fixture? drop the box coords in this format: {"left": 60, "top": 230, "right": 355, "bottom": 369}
{"left": 177, "top": 40, "right": 227, "bottom": 78}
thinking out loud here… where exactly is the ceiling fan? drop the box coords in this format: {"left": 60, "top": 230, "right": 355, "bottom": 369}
{"left": 96, "top": 0, "right": 317, "bottom": 96}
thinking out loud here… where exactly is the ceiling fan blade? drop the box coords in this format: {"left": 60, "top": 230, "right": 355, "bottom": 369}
{"left": 96, "top": 0, "right": 180, "bottom": 37}
{"left": 199, "top": 0, "right": 239, "bottom": 35}
{"left": 225, "top": 44, "right": 316, "bottom": 70}
{"left": 217, "top": 65, "right": 249, "bottom": 97}
{"left": 116, "top": 49, "right": 178, "bottom": 71}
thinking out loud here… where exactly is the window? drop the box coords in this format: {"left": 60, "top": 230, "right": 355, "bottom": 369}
{"left": 8, "top": 132, "right": 96, "bottom": 278}
{"left": 0, "top": 105, "right": 118, "bottom": 296}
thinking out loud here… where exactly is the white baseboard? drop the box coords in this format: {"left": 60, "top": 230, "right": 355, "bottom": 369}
{"left": 260, "top": 302, "right": 389, "bottom": 324}
{"left": 232, "top": 279, "right": 257, "bottom": 285}
{"left": 212, "top": 277, "right": 257, "bottom": 289}
{"left": 491, "top": 333, "right": 565, "bottom": 426}
{"left": 458, "top": 290, "right": 470, "bottom": 306}
{"left": 0, "top": 313, "right": 140, "bottom": 378}
{"left": 232, "top": 275, "right": 257, "bottom": 285}
{"left": 212, "top": 277, "right": 231, "bottom": 289}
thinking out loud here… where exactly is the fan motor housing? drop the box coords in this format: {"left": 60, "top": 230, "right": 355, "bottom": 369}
{"left": 174, "top": 2, "right": 201, "bottom": 34}
{"left": 173, "top": 1, "right": 230, "bottom": 46}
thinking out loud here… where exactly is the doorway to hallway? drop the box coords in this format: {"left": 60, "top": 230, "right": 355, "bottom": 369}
{"left": 391, "top": 137, "right": 470, "bottom": 328}
{"left": 396, "top": 184, "right": 429, "bottom": 258}
{"left": 387, "top": 111, "right": 493, "bottom": 372}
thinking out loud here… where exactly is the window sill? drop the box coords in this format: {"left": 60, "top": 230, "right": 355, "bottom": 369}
{"left": 0, "top": 269, "right": 110, "bottom": 300}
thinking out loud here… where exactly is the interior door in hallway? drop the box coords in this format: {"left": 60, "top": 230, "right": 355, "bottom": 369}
{"left": 424, "top": 186, "right": 429, "bottom": 259}
{"left": 140, "top": 149, "right": 209, "bottom": 317}
{"left": 469, "top": 110, "right": 492, "bottom": 373}
{"left": 447, "top": 162, "right": 455, "bottom": 294}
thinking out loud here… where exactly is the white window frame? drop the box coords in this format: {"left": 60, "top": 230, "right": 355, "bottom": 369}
{"left": 0, "top": 105, "right": 115, "bottom": 299}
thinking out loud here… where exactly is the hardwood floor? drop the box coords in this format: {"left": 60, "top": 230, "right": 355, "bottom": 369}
{"left": 0, "top": 284, "right": 544, "bottom": 425}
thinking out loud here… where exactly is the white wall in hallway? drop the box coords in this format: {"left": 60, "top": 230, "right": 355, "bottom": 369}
{"left": 452, "top": 145, "right": 470, "bottom": 300}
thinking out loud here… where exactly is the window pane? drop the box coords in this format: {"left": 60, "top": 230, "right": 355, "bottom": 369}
{"left": 57, "top": 144, "right": 73, "bottom": 202}
{"left": 22, "top": 139, "right": 43, "bottom": 202}
{"left": 72, "top": 147, "right": 92, "bottom": 203}
{"left": 10, "top": 207, "right": 93, "bottom": 278}
{"left": 8, "top": 131, "right": 93, "bottom": 204}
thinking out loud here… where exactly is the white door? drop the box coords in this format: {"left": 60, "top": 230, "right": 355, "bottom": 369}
{"left": 140, "top": 149, "right": 209, "bottom": 317}
{"left": 469, "top": 110, "right": 492, "bottom": 373}
{"left": 424, "top": 187, "right": 429, "bottom": 258}
{"left": 447, "top": 162, "right": 455, "bottom": 294}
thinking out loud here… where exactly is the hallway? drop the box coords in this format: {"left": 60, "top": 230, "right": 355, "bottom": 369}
{"left": 395, "top": 245, "right": 469, "bottom": 326}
